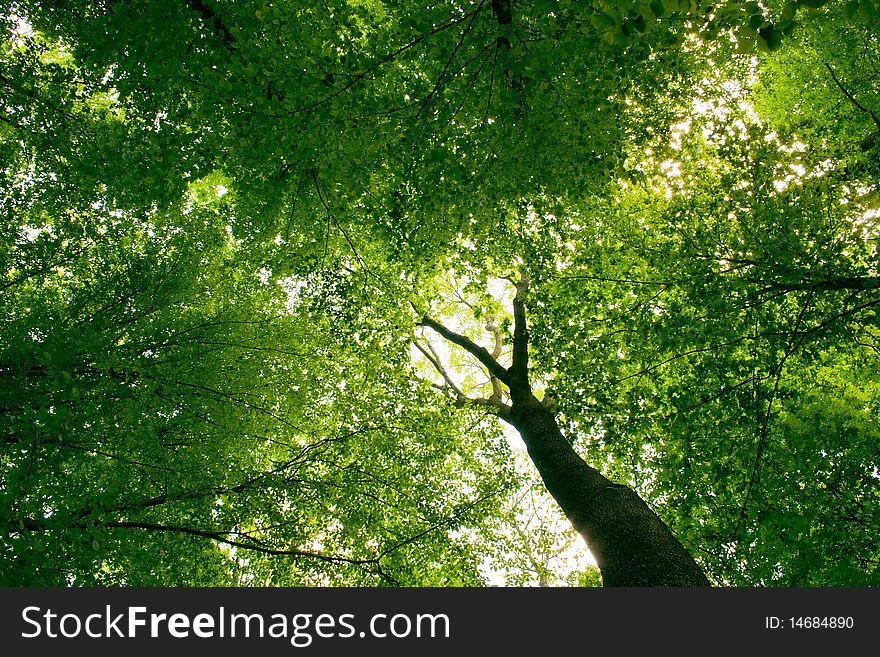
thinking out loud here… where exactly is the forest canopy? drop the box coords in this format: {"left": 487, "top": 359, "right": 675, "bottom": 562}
{"left": 1, "top": 0, "right": 878, "bottom": 586}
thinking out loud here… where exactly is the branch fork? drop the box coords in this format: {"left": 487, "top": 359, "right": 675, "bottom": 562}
{"left": 415, "top": 276, "right": 533, "bottom": 423}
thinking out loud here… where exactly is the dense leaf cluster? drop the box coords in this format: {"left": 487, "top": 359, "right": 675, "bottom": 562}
{"left": 2, "top": 1, "right": 877, "bottom": 585}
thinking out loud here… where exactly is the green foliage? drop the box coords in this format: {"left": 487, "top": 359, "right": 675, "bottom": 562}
{"left": 1, "top": 0, "right": 878, "bottom": 586}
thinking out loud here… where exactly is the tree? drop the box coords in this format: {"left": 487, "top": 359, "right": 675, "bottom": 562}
{"left": 2, "top": 0, "right": 878, "bottom": 586}
{"left": 417, "top": 278, "right": 709, "bottom": 585}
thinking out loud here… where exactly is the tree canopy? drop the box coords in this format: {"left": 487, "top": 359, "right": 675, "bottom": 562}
{"left": 1, "top": 0, "right": 878, "bottom": 586}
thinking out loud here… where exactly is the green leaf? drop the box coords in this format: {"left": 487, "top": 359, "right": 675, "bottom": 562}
{"left": 781, "top": 2, "right": 798, "bottom": 20}
{"left": 590, "top": 13, "right": 617, "bottom": 31}
{"left": 5, "top": 0, "right": 879, "bottom": 590}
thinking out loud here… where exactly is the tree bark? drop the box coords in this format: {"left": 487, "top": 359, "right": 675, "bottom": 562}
{"left": 509, "top": 382, "right": 710, "bottom": 586}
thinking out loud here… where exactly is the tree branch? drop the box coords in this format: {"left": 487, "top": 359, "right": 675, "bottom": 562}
{"left": 491, "top": 0, "right": 513, "bottom": 24}
{"left": 484, "top": 318, "right": 506, "bottom": 403}
{"left": 485, "top": 319, "right": 504, "bottom": 359}
{"left": 413, "top": 332, "right": 512, "bottom": 422}
{"left": 471, "top": 396, "right": 513, "bottom": 424}
{"left": 825, "top": 64, "right": 880, "bottom": 125}
{"left": 765, "top": 276, "right": 880, "bottom": 292}
{"left": 419, "top": 316, "right": 512, "bottom": 385}
{"left": 511, "top": 275, "right": 530, "bottom": 381}
{"left": 733, "top": 288, "right": 815, "bottom": 540}
{"left": 825, "top": 63, "right": 880, "bottom": 148}
{"left": 412, "top": 337, "right": 467, "bottom": 403}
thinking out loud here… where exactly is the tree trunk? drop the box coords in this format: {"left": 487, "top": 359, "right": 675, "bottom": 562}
{"left": 420, "top": 286, "right": 711, "bottom": 587}
{"left": 510, "top": 384, "right": 710, "bottom": 587}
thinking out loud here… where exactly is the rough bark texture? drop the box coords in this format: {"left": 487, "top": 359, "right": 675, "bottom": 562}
{"left": 509, "top": 384, "right": 710, "bottom": 586}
